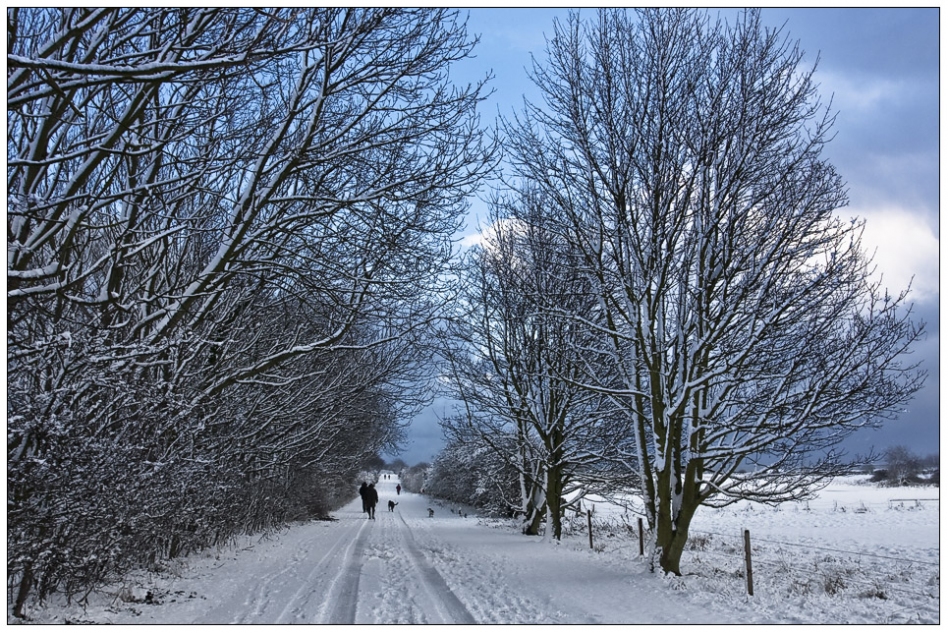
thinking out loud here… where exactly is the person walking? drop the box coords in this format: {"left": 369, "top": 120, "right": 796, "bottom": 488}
{"left": 396, "top": 484, "right": 401, "bottom": 496}
{"left": 366, "top": 483, "right": 379, "bottom": 520}
{"left": 358, "top": 482, "right": 369, "bottom": 516}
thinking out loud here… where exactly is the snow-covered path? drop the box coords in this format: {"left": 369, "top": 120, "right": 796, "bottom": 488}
{"left": 175, "top": 477, "right": 480, "bottom": 624}
{"left": 19, "top": 475, "right": 937, "bottom": 624}
{"left": 62, "top": 476, "right": 730, "bottom": 624}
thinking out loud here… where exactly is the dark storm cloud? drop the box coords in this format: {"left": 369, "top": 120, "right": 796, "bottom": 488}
{"left": 762, "top": 9, "right": 939, "bottom": 218}
{"left": 748, "top": 11, "right": 939, "bottom": 459}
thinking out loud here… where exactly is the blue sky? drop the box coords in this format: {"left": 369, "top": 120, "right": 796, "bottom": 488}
{"left": 389, "top": 8, "right": 940, "bottom": 466}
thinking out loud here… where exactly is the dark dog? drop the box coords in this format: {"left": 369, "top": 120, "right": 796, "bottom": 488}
{"left": 388, "top": 500, "right": 398, "bottom": 512}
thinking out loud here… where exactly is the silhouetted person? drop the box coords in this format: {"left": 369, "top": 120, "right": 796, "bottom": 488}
{"left": 366, "top": 483, "right": 379, "bottom": 519}
{"left": 358, "top": 482, "right": 369, "bottom": 515}
{"left": 396, "top": 484, "right": 401, "bottom": 495}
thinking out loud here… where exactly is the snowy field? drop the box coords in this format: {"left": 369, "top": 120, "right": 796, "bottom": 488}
{"left": 10, "top": 475, "right": 938, "bottom": 625}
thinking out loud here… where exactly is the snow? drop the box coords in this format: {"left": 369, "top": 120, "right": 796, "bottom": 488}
{"left": 12, "top": 475, "right": 938, "bottom": 624}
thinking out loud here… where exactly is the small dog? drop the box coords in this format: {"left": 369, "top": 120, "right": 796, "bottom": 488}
{"left": 388, "top": 500, "right": 398, "bottom": 512}
{"left": 427, "top": 508, "right": 435, "bottom": 518}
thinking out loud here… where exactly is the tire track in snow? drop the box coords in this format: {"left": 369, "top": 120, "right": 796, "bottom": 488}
{"left": 257, "top": 527, "right": 352, "bottom": 623}
{"left": 324, "top": 516, "right": 371, "bottom": 624}
{"left": 396, "top": 513, "right": 477, "bottom": 624}
{"left": 273, "top": 517, "right": 368, "bottom": 623}
{"left": 200, "top": 517, "right": 365, "bottom": 624}
{"left": 404, "top": 522, "right": 560, "bottom": 624}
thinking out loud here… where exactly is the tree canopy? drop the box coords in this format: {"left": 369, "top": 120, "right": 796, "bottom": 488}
{"left": 7, "top": 7, "right": 495, "bottom": 613}
{"left": 443, "top": 7, "right": 925, "bottom": 574}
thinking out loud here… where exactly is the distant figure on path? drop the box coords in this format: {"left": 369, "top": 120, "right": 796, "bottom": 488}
{"left": 359, "top": 482, "right": 369, "bottom": 515}
{"left": 367, "top": 483, "right": 379, "bottom": 519}
{"left": 396, "top": 484, "right": 401, "bottom": 495}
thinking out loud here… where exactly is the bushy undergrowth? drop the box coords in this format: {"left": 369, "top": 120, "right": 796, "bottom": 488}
{"left": 8, "top": 421, "right": 365, "bottom": 619}
{"left": 423, "top": 441, "right": 520, "bottom": 517}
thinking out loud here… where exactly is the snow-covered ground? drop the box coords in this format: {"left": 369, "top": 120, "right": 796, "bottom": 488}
{"left": 10, "top": 475, "right": 938, "bottom": 624}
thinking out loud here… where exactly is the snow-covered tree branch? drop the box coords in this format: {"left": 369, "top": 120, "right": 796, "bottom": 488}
{"left": 499, "top": 8, "right": 925, "bottom": 574}
{"left": 440, "top": 188, "right": 634, "bottom": 540}
{"left": 8, "top": 7, "right": 495, "bottom": 613}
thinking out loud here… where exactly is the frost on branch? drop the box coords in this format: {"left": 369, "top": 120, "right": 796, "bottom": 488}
{"left": 7, "top": 7, "right": 495, "bottom": 614}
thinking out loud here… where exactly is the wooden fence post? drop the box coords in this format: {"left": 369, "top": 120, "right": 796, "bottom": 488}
{"left": 638, "top": 517, "right": 644, "bottom": 556}
{"left": 743, "top": 529, "right": 754, "bottom": 596}
{"left": 587, "top": 510, "right": 594, "bottom": 549}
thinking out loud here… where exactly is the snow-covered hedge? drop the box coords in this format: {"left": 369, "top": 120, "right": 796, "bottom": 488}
{"left": 424, "top": 440, "right": 520, "bottom": 516}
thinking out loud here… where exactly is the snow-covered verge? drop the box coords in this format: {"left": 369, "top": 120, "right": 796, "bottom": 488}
{"left": 7, "top": 475, "right": 938, "bottom": 624}
{"left": 567, "top": 475, "right": 939, "bottom": 624}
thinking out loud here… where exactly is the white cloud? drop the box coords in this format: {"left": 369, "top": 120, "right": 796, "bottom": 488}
{"left": 461, "top": 207, "right": 938, "bottom": 304}
{"left": 459, "top": 231, "right": 483, "bottom": 250}
{"left": 852, "top": 206, "right": 939, "bottom": 303}
{"left": 817, "top": 70, "right": 904, "bottom": 113}
{"left": 458, "top": 217, "right": 529, "bottom": 252}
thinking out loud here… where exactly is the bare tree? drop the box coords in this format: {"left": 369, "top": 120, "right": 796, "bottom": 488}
{"left": 441, "top": 189, "right": 629, "bottom": 539}
{"left": 502, "top": 8, "right": 925, "bottom": 574}
{"left": 8, "top": 8, "right": 495, "bottom": 612}
{"left": 425, "top": 434, "right": 522, "bottom": 516}
{"left": 884, "top": 446, "right": 921, "bottom": 486}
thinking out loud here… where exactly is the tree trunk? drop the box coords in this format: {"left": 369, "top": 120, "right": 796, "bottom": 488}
{"left": 520, "top": 467, "right": 546, "bottom": 535}
{"left": 655, "top": 459, "right": 701, "bottom": 575}
{"left": 13, "top": 563, "right": 33, "bottom": 619}
{"left": 546, "top": 465, "right": 564, "bottom": 541}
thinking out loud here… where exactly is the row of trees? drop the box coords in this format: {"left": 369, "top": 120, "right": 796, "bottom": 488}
{"left": 422, "top": 436, "right": 522, "bottom": 517}
{"left": 872, "top": 446, "right": 939, "bottom": 486}
{"left": 7, "top": 8, "right": 494, "bottom": 614}
{"left": 437, "top": 9, "right": 925, "bottom": 574}
{"left": 440, "top": 204, "right": 636, "bottom": 540}
{"left": 6, "top": 7, "right": 928, "bottom": 604}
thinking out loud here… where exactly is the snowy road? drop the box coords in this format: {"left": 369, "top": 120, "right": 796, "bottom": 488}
{"left": 18, "top": 475, "right": 938, "bottom": 624}
{"left": 94, "top": 475, "right": 727, "bottom": 624}
{"left": 191, "top": 478, "right": 478, "bottom": 624}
